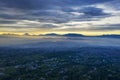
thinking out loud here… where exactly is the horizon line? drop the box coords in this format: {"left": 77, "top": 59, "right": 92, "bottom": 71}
{"left": 0, "top": 33, "right": 120, "bottom": 37}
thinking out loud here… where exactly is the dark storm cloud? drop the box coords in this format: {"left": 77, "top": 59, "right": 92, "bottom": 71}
{"left": 27, "top": 7, "right": 110, "bottom": 23}
{"left": 0, "top": 0, "right": 34, "bottom": 10}
{"left": 0, "top": 0, "right": 112, "bottom": 18}
{"left": 0, "top": 0, "right": 119, "bottom": 31}
{"left": 0, "top": 0, "right": 114, "bottom": 9}
{"left": 0, "top": 14, "right": 19, "bottom": 20}
{"left": 80, "top": 7, "right": 109, "bottom": 16}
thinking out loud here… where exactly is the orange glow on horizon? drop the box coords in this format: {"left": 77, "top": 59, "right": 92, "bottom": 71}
{"left": 0, "top": 30, "right": 120, "bottom": 36}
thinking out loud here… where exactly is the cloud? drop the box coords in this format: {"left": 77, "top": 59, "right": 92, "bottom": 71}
{"left": 80, "top": 7, "right": 109, "bottom": 16}
{"left": 0, "top": 0, "right": 113, "bottom": 10}
{"left": 0, "top": 20, "right": 17, "bottom": 24}
{"left": 55, "top": 24, "right": 120, "bottom": 31}
{"left": 0, "top": 0, "right": 120, "bottom": 33}
{"left": 95, "top": 24, "right": 120, "bottom": 31}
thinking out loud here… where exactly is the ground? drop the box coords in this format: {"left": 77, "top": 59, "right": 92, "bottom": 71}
{"left": 0, "top": 47, "right": 120, "bottom": 80}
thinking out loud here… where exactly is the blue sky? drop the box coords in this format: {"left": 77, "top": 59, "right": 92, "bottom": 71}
{"left": 0, "top": 0, "right": 120, "bottom": 35}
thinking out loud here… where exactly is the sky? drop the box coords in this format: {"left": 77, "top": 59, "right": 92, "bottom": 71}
{"left": 0, "top": 0, "right": 120, "bottom": 35}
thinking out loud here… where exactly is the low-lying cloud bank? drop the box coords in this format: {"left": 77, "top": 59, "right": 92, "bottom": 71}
{"left": 0, "top": 36, "right": 120, "bottom": 50}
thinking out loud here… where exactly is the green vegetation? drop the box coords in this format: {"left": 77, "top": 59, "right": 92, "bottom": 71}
{"left": 0, "top": 47, "right": 120, "bottom": 80}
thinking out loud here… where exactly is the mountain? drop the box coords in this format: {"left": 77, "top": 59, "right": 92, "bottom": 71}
{"left": 44, "top": 33, "right": 85, "bottom": 37}
{"left": 99, "top": 35, "right": 120, "bottom": 38}
{"left": 45, "top": 33, "right": 60, "bottom": 36}
{"left": 63, "top": 33, "right": 84, "bottom": 37}
{"left": 24, "top": 33, "right": 31, "bottom": 36}
{"left": 42, "top": 33, "right": 120, "bottom": 38}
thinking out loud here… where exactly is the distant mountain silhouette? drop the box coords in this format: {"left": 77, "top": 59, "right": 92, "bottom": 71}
{"left": 1, "top": 33, "right": 19, "bottom": 36}
{"left": 44, "top": 33, "right": 120, "bottom": 38}
{"left": 99, "top": 35, "right": 120, "bottom": 38}
{"left": 45, "top": 33, "right": 60, "bottom": 36}
{"left": 24, "top": 33, "right": 31, "bottom": 36}
{"left": 63, "top": 33, "right": 84, "bottom": 37}
{"left": 1, "top": 33, "right": 120, "bottom": 38}
{"left": 44, "top": 33, "right": 84, "bottom": 37}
